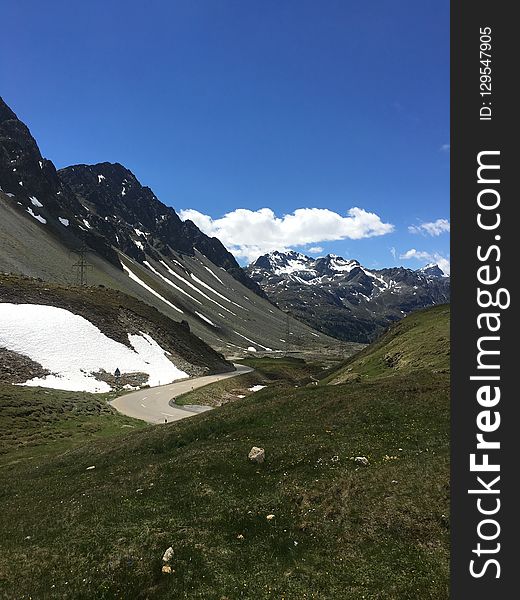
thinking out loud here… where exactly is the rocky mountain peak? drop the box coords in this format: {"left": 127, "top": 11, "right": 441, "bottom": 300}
{"left": 419, "top": 263, "right": 448, "bottom": 278}
{"left": 246, "top": 250, "right": 450, "bottom": 343}
{"left": 0, "top": 97, "right": 19, "bottom": 124}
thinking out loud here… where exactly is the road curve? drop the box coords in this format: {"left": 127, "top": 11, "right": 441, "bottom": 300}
{"left": 110, "top": 363, "right": 253, "bottom": 424}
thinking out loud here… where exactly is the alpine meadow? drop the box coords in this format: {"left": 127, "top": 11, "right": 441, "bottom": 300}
{"left": 1, "top": 2, "right": 450, "bottom": 598}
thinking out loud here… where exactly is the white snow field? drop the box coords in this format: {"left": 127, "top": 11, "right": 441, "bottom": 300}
{"left": 0, "top": 303, "right": 188, "bottom": 393}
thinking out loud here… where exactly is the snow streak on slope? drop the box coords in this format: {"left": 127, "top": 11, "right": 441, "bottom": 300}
{"left": 203, "top": 264, "right": 224, "bottom": 285}
{"left": 195, "top": 311, "right": 217, "bottom": 327}
{"left": 143, "top": 260, "right": 202, "bottom": 305}
{"left": 233, "top": 330, "right": 273, "bottom": 352}
{"left": 121, "top": 261, "right": 184, "bottom": 314}
{"left": 159, "top": 260, "right": 236, "bottom": 315}
{"left": 190, "top": 273, "right": 245, "bottom": 310}
{"left": 0, "top": 303, "right": 188, "bottom": 393}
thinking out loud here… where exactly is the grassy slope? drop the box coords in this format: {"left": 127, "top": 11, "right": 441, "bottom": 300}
{"left": 322, "top": 304, "right": 450, "bottom": 384}
{"left": 174, "top": 357, "right": 325, "bottom": 407}
{"left": 0, "top": 308, "right": 450, "bottom": 599}
{"left": 0, "top": 384, "right": 145, "bottom": 464}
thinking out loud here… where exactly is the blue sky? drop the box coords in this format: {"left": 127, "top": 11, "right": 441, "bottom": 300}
{"left": 2, "top": 0, "right": 449, "bottom": 270}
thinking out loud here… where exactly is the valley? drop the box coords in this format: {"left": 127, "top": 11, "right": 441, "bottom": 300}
{"left": 0, "top": 306, "right": 450, "bottom": 599}
{"left": 0, "top": 94, "right": 450, "bottom": 598}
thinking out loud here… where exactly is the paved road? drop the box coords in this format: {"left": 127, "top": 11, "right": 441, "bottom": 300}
{"left": 110, "top": 364, "right": 253, "bottom": 424}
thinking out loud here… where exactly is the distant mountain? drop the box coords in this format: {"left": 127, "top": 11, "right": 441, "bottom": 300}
{"left": 0, "top": 97, "right": 341, "bottom": 357}
{"left": 246, "top": 251, "right": 450, "bottom": 343}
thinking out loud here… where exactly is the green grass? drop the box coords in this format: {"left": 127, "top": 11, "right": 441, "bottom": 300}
{"left": 0, "top": 384, "right": 145, "bottom": 464}
{"left": 322, "top": 305, "right": 450, "bottom": 384}
{"left": 174, "top": 357, "right": 325, "bottom": 407}
{"left": 0, "top": 308, "right": 450, "bottom": 599}
{"left": 241, "top": 356, "right": 324, "bottom": 383}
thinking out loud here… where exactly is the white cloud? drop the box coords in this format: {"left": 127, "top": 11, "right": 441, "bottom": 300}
{"left": 180, "top": 207, "right": 394, "bottom": 263}
{"left": 408, "top": 219, "right": 450, "bottom": 236}
{"left": 400, "top": 249, "right": 432, "bottom": 261}
{"left": 308, "top": 246, "right": 324, "bottom": 254}
{"left": 390, "top": 246, "right": 397, "bottom": 259}
{"left": 441, "top": 144, "right": 450, "bottom": 152}
{"left": 399, "top": 248, "right": 450, "bottom": 275}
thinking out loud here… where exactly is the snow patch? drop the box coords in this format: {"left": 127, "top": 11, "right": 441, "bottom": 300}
{"left": 160, "top": 261, "right": 235, "bottom": 315}
{"left": 143, "top": 261, "right": 202, "bottom": 305}
{"left": 58, "top": 217, "right": 69, "bottom": 227}
{"left": 248, "top": 385, "right": 266, "bottom": 392}
{"left": 203, "top": 265, "right": 224, "bottom": 285}
{"left": 30, "top": 196, "right": 43, "bottom": 208}
{"left": 233, "top": 331, "right": 272, "bottom": 352}
{"left": 190, "top": 273, "right": 245, "bottom": 310}
{"left": 195, "top": 312, "right": 217, "bottom": 327}
{"left": 0, "top": 303, "right": 188, "bottom": 393}
{"left": 26, "top": 207, "right": 46, "bottom": 224}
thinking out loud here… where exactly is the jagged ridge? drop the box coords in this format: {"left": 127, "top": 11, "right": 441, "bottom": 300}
{"left": 246, "top": 251, "right": 450, "bottom": 343}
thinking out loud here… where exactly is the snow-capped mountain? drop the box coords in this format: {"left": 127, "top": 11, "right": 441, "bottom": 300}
{"left": 0, "top": 97, "right": 338, "bottom": 356}
{"left": 418, "top": 263, "right": 449, "bottom": 278}
{"left": 247, "top": 251, "right": 450, "bottom": 343}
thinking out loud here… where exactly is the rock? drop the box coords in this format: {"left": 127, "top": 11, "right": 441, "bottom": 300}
{"left": 266, "top": 514, "right": 275, "bottom": 521}
{"left": 237, "top": 534, "right": 244, "bottom": 540}
{"left": 354, "top": 456, "right": 369, "bottom": 466}
{"left": 161, "top": 565, "right": 173, "bottom": 574}
{"left": 86, "top": 465, "right": 95, "bottom": 470}
{"left": 162, "top": 546, "right": 174, "bottom": 562}
{"left": 248, "top": 446, "right": 265, "bottom": 464}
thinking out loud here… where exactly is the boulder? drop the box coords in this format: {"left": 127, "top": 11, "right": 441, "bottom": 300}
{"left": 161, "top": 565, "right": 173, "bottom": 574}
{"left": 162, "top": 546, "right": 174, "bottom": 563}
{"left": 248, "top": 446, "right": 265, "bottom": 464}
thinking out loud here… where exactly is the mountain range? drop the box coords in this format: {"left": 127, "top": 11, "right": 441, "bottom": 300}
{"left": 246, "top": 250, "right": 450, "bottom": 342}
{"left": 0, "top": 97, "right": 345, "bottom": 360}
{"left": 1, "top": 95, "right": 448, "bottom": 353}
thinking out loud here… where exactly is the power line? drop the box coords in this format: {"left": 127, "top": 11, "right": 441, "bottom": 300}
{"left": 285, "top": 312, "right": 290, "bottom": 355}
{"left": 71, "top": 246, "right": 93, "bottom": 286}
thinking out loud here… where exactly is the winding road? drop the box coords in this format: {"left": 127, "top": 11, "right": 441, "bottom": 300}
{"left": 110, "top": 363, "right": 253, "bottom": 424}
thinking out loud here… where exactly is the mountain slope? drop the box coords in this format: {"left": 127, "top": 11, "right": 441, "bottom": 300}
{"left": 247, "top": 251, "right": 450, "bottom": 343}
{"left": 0, "top": 273, "right": 233, "bottom": 391}
{"left": 0, "top": 98, "right": 343, "bottom": 357}
{"left": 57, "top": 162, "right": 265, "bottom": 297}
